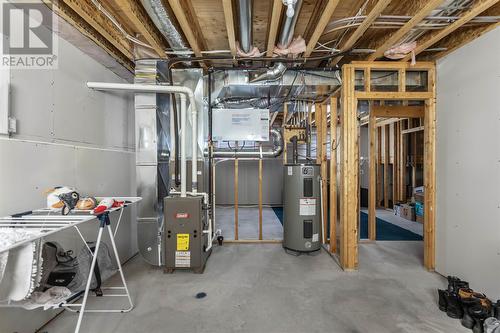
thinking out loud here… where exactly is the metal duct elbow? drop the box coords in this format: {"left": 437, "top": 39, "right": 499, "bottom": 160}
{"left": 270, "top": 128, "right": 284, "bottom": 157}
{"left": 251, "top": 0, "right": 303, "bottom": 82}
{"left": 237, "top": 0, "right": 253, "bottom": 54}
{"left": 141, "top": 0, "right": 188, "bottom": 52}
{"left": 250, "top": 63, "right": 287, "bottom": 83}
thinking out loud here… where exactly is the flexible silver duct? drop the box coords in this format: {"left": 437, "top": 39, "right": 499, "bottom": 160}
{"left": 251, "top": 0, "right": 303, "bottom": 82}
{"left": 238, "top": 0, "right": 253, "bottom": 53}
{"left": 211, "top": 128, "right": 284, "bottom": 157}
{"left": 140, "top": 0, "right": 188, "bottom": 51}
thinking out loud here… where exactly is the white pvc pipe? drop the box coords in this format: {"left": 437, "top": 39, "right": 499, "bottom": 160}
{"left": 191, "top": 101, "right": 198, "bottom": 195}
{"left": 86, "top": 82, "right": 199, "bottom": 197}
{"left": 180, "top": 94, "right": 187, "bottom": 197}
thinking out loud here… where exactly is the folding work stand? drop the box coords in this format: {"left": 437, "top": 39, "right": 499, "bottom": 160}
{"left": 0, "top": 197, "right": 141, "bottom": 333}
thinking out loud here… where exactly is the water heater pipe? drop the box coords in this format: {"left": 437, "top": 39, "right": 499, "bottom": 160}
{"left": 86, "top": 82, "right": 198, "bottom": 197}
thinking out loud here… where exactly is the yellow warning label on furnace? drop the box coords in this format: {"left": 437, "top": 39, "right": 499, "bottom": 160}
{"left": 176, "top": 234, "right": 190, "bottom": 251}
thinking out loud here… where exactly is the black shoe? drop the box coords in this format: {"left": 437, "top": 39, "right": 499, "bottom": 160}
{"left": 448, "top": 276, "right": 469, "bottom": 293}
{"left": 438, "top": 289, "right": 447, "bottom": 312}
{"left": 461, "top": 297, "right": 481, "bottom": 329}
{"left": 494, "top": 300, "right": 500, "bottom": 320}
{"left": 446, "top": 291, "right": 464, "bottom": 319}
{"left": 470, "top": 304, "right": 489, "bottom": 333}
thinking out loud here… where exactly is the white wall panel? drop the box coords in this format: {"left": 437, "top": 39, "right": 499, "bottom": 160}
{"left": 0, "top": 23, "right": 135, "bottom": 333}
{"left": 436, "top": 27, "right": 500, "bottom": 299}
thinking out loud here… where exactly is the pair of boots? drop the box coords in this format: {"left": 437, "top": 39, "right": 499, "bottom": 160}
{"left": 438, "top": 276, "right": 470, "bottom": 318}
{"left": 459, "top": 288, "right": 493, "bottom": 333}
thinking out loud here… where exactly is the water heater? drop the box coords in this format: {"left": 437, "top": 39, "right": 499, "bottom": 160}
{"left": 283, "top": 164, "right": 321, "bottom": 253}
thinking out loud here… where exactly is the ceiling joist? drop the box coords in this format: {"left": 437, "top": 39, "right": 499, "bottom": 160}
{"left": 366, "top": 0, "right": 445, "bottom": 61}
{"left": 221, "top": 0, "right": 237, "bottom": 56}
{"left": 266, "top": 0, "right": 283, "bottom": 57}
{"left": 60, "top": 0, "right": 133, "bottom": 60}
{"left": 402, "top": 0, "right": 500, "bottom": 61}
{"left": 167, "top": 0, "right": 207, "bottom": 58}
{"left": 44, "top": 0, "right": 134, "bottom": 71}
{"left": 304, "top": 0, "right": 341, "bottom": 57}
{"left": 330, "top": 0, "right": 392, "bottom": 67}
{"left": 119, "top": 0, "right": 167, "bottom": 58}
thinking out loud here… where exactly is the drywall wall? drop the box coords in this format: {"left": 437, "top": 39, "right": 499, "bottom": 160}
{"left": 0, "top": 22, "right": 135, "bottom": 333}
{"left": 436, "top": 27, "right": 500, "bottom": 299}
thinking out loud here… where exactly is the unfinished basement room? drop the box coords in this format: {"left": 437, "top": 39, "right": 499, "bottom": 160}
{"left": 0, "top": 0, "right": 499, "bottom": 332}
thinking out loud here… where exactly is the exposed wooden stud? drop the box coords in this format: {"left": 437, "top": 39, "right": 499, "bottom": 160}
{"left": 222, "top": 0, "right": 237, "bottom": 56}
{"left": 316, "top": 103, "right": 323, "bottom": 165}
{"left": 266, "top": 0, "right": 283, "bottom": 57}
{"left": 398, "top": 68, "right": 406, "bottom": 92}
{"left": 61, "top": 0, "right": 133, "bottom": 60}
{"left": 234, "top": 157, "right": 239, "bottom": 240}
{"left": 330, "top": 0, "right": 392, "bottom": 67}
{"left": 329, "top": 97, "right": 338, "bottom": 253}
{"left": 224, "top": 239, "right": 283, "bottom": 244}
{"left": 372, "top": 105, "right": 425, "bottom": 118}
{"left": 304, "top": 0, "right": 341, "bottom": 57}
{"left": 258, "top": 155, "right": 263, "bottom": 240}
{"left": 366, "top": 0, "right": 445, "bottom": 60}
{"left": 44, "top": 0, "right": 134, "bottom": 71}
{"left": 167, "top": 0, "right": 207, "bottom": 58}
{"left": 356, "top": 91, "right": 433, "bottom": 100}
{"left": 319, "top": 103, "right": 328, "bottom": 244}
{"left": 424, "top": 68, "right": 437, "bottom": 271}
{"left": 403, "top": 0, "right": 500, "bottom": 60}
{"left": 339, "top": 65, "right": 359, "bottom": 270}
{"left": 351, "top": 61, "right": 435, "bottom": 70}
{"left": 402, "top": 126, "right": 425, "bottom": 135}
{"left": 393, "top": 122, "right": 399, "bottom": 204}
{"left": 377, "top": 127, "right": 383, "bottom": 207}
{"left": 399, "top": 120, "right": 407, "bottom": 202}
{"left": 368, "top": 107, "right": 376, "bottom": 241}
{"left": 384, "top": 124, "right": 390, "bottom": 209}
{"left": 283, "top": 103, "right": 288, "bottom": 164}
{"left": 119, "top": 0, "right": 167, "bottom": 57}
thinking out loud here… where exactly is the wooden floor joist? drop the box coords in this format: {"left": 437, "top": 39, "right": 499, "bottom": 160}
{"left": 366, "top": 0, "right": 445, "bottom": 60}
{"left": 304, "top": 0, "right": 341, "bottom": 57}
{"left": 404, "top": 0, "right": 500, "bottom": 61}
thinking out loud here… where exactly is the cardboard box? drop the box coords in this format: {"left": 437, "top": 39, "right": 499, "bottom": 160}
{"left": 393, "top": 204, "right": 401, "bottom": 216}
{"left": 414, "top": 193, "right": 424, "bottom": 203}
{"left": 415, "top": 202, "right": 424, "bottom": 217}
{"left": 400, "top": 204, "right": 415, "bottom": 221}
{"left": 416, "top": 215, "right": 424, "bottom": 223}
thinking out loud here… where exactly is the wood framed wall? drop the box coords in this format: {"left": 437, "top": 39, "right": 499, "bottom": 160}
{"left": 340, "top": 61, "right": 436, "bottom": 271}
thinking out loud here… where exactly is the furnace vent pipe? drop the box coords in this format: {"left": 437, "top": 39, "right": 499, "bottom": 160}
{"left": 238, "top": 0, "right": 253, "bottom": 54}
{"left": 251, "top": 0, "right": 302, "bottom": 82}
{"left": 86, "top": 82, "right": 198, "bottom": 197}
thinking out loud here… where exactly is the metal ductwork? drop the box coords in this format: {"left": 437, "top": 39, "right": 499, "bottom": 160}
{"left": 251, "top": 0, "right": 303, "bottom": 82}
{"left": 237, "top": 0, "right": 253, "bottom": 54}
{"left": 211, "top": 128, "right": 284, "bottom": 158}
{"left": 140, "top": 0, "right": 188, "bottom": 52}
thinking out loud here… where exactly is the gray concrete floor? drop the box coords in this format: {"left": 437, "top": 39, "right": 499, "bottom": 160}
{"left": 41, "top": 241, "right": 468, "bottom": 333}
{"left": 216, "top": 206, "right": 283, "bottom": 240}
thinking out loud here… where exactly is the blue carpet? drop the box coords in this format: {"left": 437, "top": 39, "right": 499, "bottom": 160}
{"left": 272, "top": 207, "right": 284, "bottom": 225}
{"left": 359, "top": 211, "right": 422, "bottom": 241}
{"left": 272, "top": 208, "right": 422, "bottom": 241}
